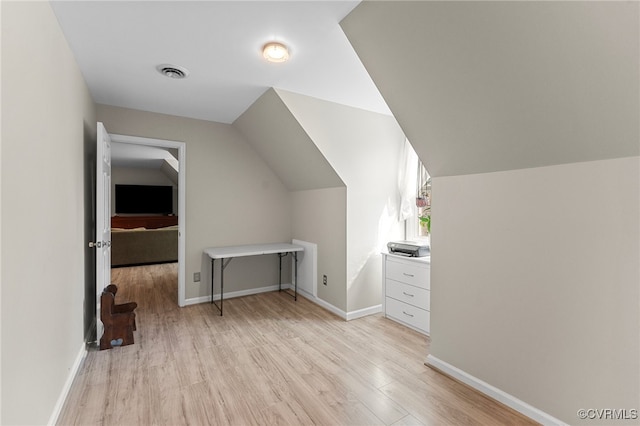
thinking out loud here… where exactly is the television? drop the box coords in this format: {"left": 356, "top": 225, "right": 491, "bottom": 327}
{"left": 115, "top": 184, "right": 173, "bottom": 214}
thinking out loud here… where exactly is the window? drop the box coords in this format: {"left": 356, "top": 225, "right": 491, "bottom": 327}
{"left": 416, "top": 162, "right": 431, "bottom": 238}
{"left": 399, "top": 139, "right": 430, "bottom": 242}
{"left": 405, "top": 160, "right": 430, "bottom": 241}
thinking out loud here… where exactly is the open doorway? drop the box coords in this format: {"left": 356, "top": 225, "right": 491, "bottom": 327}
{"left": 109, "top": 133, "right": 187, "bottom": 307}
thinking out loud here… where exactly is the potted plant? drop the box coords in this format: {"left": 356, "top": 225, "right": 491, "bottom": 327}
{"left": 419, "top": 213, "right": 431, "bottom": 235}
{"left": 416, "top": 176, "right": 431, "bottom": 237}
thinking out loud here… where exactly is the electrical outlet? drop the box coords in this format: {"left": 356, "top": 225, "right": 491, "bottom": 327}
{"left": 194, "top": 272, "right": 201, "bottom": 282}
{"left": 323, "top": 275, "right": 327, "bottom": 285}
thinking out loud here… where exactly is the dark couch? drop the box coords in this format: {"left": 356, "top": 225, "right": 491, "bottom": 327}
{"left": 111, "top": 226, "right": 178, "bottom": 267}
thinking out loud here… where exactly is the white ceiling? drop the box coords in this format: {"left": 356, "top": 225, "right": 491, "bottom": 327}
{"left": 50, "top": 0, "right": 391, "bottom": 124}
{"left": 111, "top": 142, "right": 177, "bottom": 169}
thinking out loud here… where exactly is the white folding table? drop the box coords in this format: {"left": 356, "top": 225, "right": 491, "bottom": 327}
{"left": 203, "top": 243, "right": 304, "bottom": 316}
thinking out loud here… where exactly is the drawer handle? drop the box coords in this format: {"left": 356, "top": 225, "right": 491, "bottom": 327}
{"left": 402, "top": 311, "right": 414, "bottom": 318}
{"left": 403, "top": 292, "right": 415, "bottom": 297}
{"left": 403, "top": 273, "right": 414, "bottom": 277}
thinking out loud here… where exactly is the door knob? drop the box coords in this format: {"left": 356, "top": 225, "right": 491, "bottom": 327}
{"left": 88, "top": 241, "right": 109, "bottom": 248}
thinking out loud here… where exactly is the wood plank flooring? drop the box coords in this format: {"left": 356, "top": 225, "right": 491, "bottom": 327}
{"left": 58, "top": 263, "right": 537, "bottom": 426}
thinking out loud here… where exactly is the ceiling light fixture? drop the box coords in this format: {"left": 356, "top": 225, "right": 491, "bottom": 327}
{"left": 262, "top": 42, "right": 290, "bottom": 63}
{"left": 156, "top": 64, "right": 190, "bottom": 79}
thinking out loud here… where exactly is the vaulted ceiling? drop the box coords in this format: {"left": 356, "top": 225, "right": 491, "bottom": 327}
{"left": 341, "top": 1, "right": 639, "bottom": 177}
{"left": 50, "top": 0, "right": 390, "bottom": 124}
{"left": 51, "top": 1, "right": 638, "bottom": 180}
{"left": 233, "top": 88, "right": 344, "bottom": 191}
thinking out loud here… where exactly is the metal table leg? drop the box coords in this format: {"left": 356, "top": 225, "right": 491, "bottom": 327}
{"left": 211, "top": 258, "right": 214, "bottom": 306}
{"left": 219, "top": 258, "right": 233, "bottom": 316}
{"left": 211, "top": 258, "right": 223, "bottom": 316}
{"left": 293, "top": 251, "right": 298, "bottom": 301}
{"left": 277, "top": 252, "right": 298, "bottom": 301}
{"left": 211, "top": 257, "right": 232, "bottom": 316}
{"left": 278, "top": 253, "right": 285, "bottom": 293}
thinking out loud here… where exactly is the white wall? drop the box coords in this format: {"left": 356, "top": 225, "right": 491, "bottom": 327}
{"left": 234, "top": 88, "right": 405, "bottom": 314}
{"left": 233, "top": 88, "right": 344, "bottom": 191}
{"left": 342, "top": 1, "right": 639, "bottom": 422}
{"left": 0, "top": 3, "right": 4, "bottom": 422}
{"left": 431, "top": 157, "right": 639, "bottom": 423}
{"left": 96, "top": 105, "right": 293, "bottom": 300}
{"left": 1, "top": 2, "right": 96, "bottom": 424}
{"left": 277, "top": 90, "right": 405, "bottom": 313}
{"left": 233, "top": 88, "right": 347, "bottom": 310}
{"left": 291, "top": 187, "right": 347, "bottom": 311}
{"left": 342, "top": 1, "right": 639, "bottom": 177}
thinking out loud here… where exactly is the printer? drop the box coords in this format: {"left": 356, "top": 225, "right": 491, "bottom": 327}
{"left": 387, "top": 240, "right": 430, "bottom": 257}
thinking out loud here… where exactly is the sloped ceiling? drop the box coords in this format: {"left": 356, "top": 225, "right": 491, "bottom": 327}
{"left": 111, "top": 142, "right": 175, "bottom": 169}
{"left": 233, "top": 88, "right": 344, "bottom": 191}
{"left": 111, "top": 142, "right": 179, "bottom": 184}
{"left": 50, "top": 0, "right": 390, "bottom": 124}
{"left": 341, "top": 1, "right": 639, "bottom": 177}
{"left": 275, "top": 89, "right": 405, "bottom": 189}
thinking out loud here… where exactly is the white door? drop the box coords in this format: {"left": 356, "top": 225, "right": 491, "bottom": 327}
{"left": 95, "top": 122, "right": 112, "bottom": 339}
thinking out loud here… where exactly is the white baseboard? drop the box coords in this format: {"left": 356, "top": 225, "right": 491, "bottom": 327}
{"left": 425, "top": 355, "right": 567, "bottom": 426}
{"left": 298, "top": 291, "right": 380, "bottom": 322}
{"left": 184, "top": 284, "right": 378, "bottom": 323}
{"left": 294, "top": 289, "right": 347, "bottom": 320}
{"left": 48, "top": 343, "right": 87, "bottom": 426}
{"left": 346, "top": 304, "right": 381, "bottom": 321}
{"left": 183, "top": 283, "right": 293, "bottom": 306}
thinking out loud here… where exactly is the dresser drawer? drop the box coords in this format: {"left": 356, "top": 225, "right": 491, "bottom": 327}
{"left": 386, "top": 279, "right": 430, "bottom": 310}
{"left": 385, "top": 297, "right": 430, "bottom": 333}
{"left": 386, "top": 258, "right": 430, "bottom": 289}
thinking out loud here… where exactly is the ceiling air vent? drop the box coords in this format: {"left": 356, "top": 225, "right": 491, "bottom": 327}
{"left": 156, "top": 64, "right": 190, "bottom": 79}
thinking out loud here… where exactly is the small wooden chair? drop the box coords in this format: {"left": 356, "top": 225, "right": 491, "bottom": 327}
{"left": 99, "top": 285, "right": 137, "bottom": 350}
{"left": 105, "top": 284, "right": 137, "bottom": 330}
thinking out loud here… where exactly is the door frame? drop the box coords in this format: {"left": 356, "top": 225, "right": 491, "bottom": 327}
{"left": 110, "top": 133, "right": 187, "bottom": 307}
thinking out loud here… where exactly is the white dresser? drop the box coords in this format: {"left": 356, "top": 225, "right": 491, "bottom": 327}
{"left": 382, "top": 253, "right": 430, "bottom": 334}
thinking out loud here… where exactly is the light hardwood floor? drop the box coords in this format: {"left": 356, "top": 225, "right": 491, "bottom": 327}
{"left": 58, "top": 263, "right": 537, "bottom": 426}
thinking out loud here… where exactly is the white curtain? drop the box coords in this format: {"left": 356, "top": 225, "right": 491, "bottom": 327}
{"left": 397, "top": 138, "right": 419, "bottom": 221}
